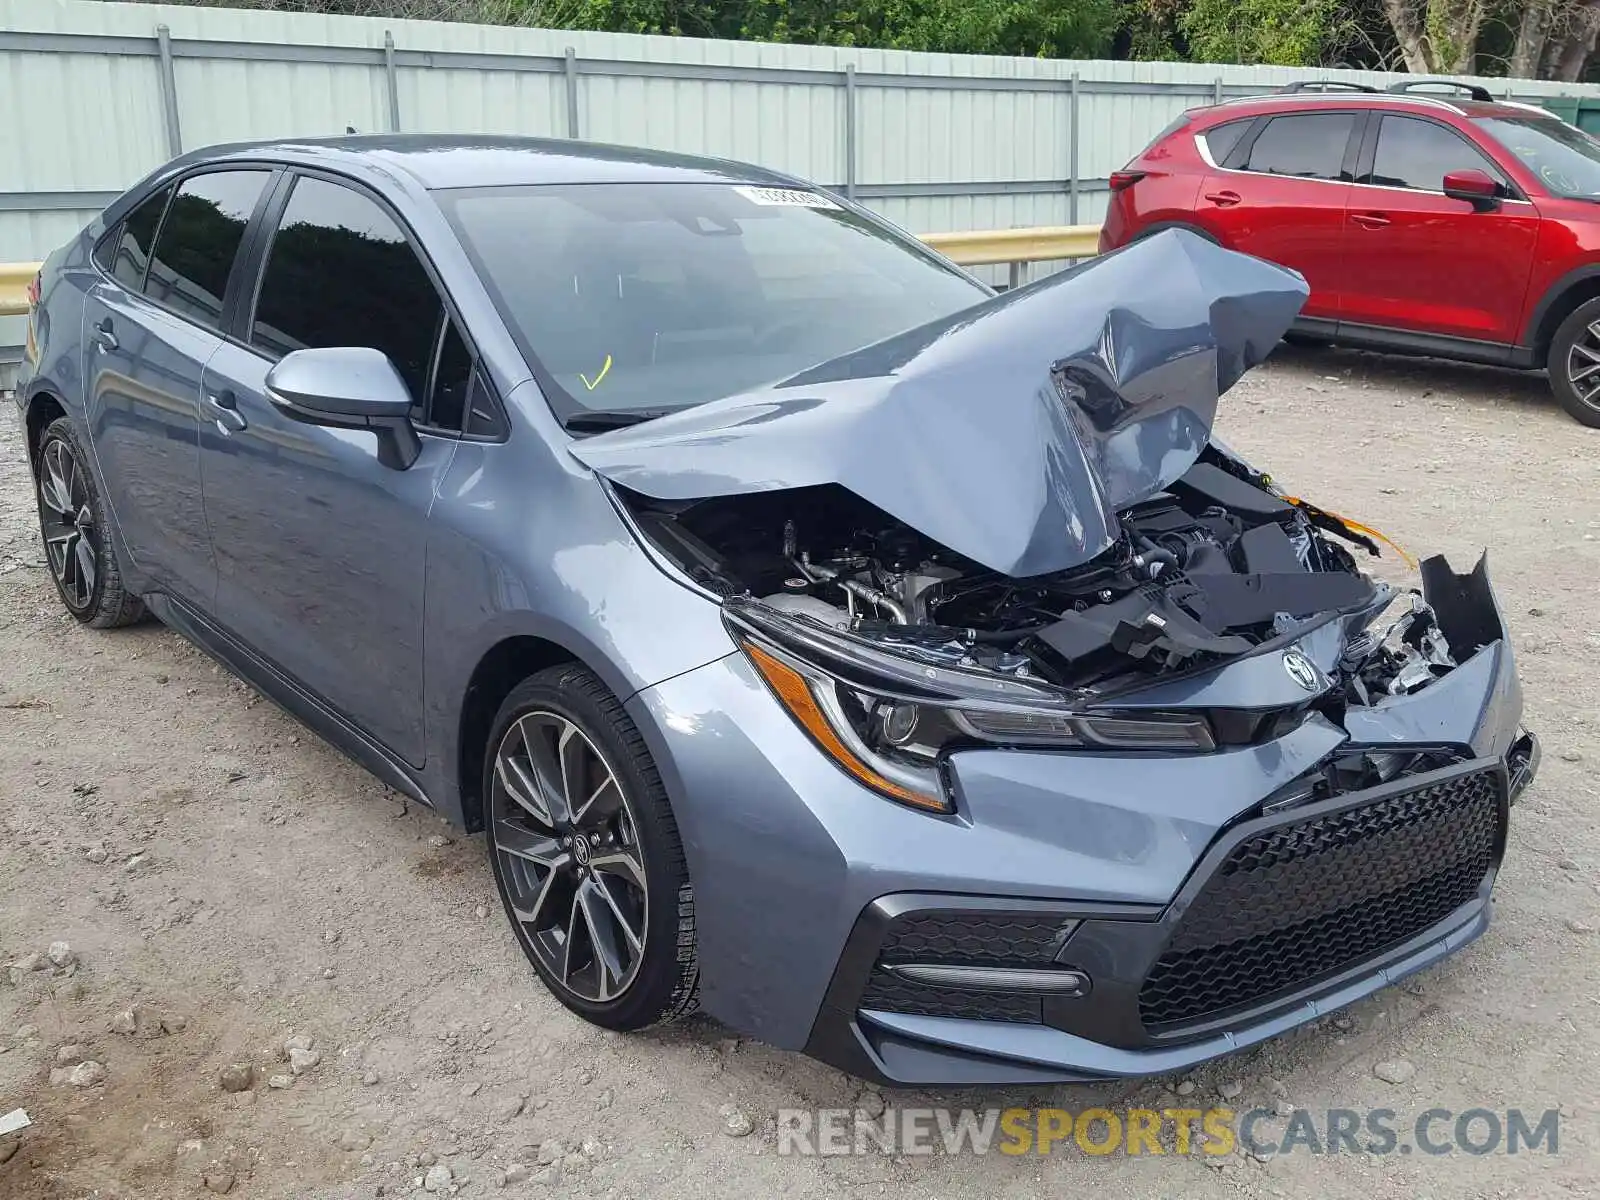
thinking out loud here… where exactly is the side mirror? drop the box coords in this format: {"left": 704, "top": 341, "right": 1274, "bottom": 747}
{"left": 265, "top": 346, "right": 421, "bottom": 470}
{"left": 1442, "top": 168, "right": 1500, "bottom": 211}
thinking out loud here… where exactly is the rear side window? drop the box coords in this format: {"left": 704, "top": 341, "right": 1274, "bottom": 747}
{"left": 1202, "top": 120, "right": 1252, "bottom": 166}
{"left": 1364, "top": 115, "right": 1503, "bottom": 191}
{"left": 1244, "top": 113, "right": 1356, "bottom": 180}
{"left": 102, "top": 186, "right": 172, "bottom": 291}
{"left": 144, "top": 170, "right": 270, "bottom": 329}
{"left": 250, "top": 176, "right": 460, "bottom": 427}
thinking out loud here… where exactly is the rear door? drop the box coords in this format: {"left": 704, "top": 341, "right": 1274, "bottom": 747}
{"left": 1339, "top": 114, "right": 1540, "bottom": 344}
{"left": 1197, "top": 110, "right": 1361, "bottom": 322}
{"left": 81, "top": 168, "right": 274, "bottom": 605}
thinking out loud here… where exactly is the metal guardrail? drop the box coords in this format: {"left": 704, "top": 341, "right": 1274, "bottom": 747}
{"left": 921, "top": 224, "right": 1101, "bottom": 287}
{"left": 0, "top": 224, "right": 1103, "bottom": 321}
{"left": 921, "top": 225, "right": 1100, "bottom": 264}
{"left": 1, "top": 261, "right": 36, "bottom": 317}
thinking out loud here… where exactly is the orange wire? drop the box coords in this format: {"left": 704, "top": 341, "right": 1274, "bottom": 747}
{"left": 1280, "top": 495, "right": 1417, "bottom": 569}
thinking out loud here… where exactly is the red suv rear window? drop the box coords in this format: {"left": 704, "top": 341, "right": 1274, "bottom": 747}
{"left": 1200, "top": 119, "right": 1253, "bottom": 165}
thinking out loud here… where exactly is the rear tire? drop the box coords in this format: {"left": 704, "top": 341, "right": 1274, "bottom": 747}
{"left": 484, "top": 665, "right": 698, "bottom": 1030}
{"left": 34, "top": 417, "right": 146, "bottom": 628}
{"left": 1548, "top": 297, "right": 1600, "bottom": 428}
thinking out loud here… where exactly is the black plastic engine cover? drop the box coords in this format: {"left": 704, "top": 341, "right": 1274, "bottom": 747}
{"left": 1171, "top": 463, "right": 1294, "bottom": 525}
{"left": 1181, "top": 571, "right": 1376, "bottom": 631}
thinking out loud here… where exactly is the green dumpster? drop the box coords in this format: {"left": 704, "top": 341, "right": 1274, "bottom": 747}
{"left": 1539, "top": 95, "right": 1581, "bottom": 125}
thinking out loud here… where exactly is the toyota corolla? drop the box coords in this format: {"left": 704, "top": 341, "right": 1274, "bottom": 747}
{"left": 15, "top": 135, "right": 1538, "bottom": 1085}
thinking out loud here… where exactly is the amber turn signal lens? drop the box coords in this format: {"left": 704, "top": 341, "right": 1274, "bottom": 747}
{"left": 742, "top": 641, "right": 949, "bottom": 813}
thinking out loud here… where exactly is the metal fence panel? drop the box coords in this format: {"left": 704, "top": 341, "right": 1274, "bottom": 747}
{"left": 6, "top": 0, "right": 1600, "bottom": 380}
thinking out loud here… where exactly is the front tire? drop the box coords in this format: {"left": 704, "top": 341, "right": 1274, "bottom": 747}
{"left": 1548, "top": 297, "right": 1600, "bottom": 428}
{"left": 484, "top": 665, "right": 698, "bottom": 1030}
{"left": 34, "top": 417, "right": 145, "bottom": 627}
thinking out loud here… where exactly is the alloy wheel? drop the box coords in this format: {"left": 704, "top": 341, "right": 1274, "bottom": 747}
{"left": 1566, "top": 321, "right": 1600, "bottom": 411}
{"left": 37, "top": 438, "right": 97, "bottom": 611}
{"left": 490, "top": 711, "right": 649, "bottom": 1004}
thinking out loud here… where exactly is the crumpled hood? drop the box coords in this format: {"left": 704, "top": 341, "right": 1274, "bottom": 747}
{"left": 569, "top": 228, "right": 1308, "bottom": 577}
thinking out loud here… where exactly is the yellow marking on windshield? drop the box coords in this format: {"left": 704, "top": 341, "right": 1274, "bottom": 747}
{"left": 580, "top": 354, "right": 613, "bottom": 391}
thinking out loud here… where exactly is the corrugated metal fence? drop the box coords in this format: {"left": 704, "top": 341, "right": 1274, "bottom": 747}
{"left": 5, "top": 0, "right": 1600, "bottom": 375}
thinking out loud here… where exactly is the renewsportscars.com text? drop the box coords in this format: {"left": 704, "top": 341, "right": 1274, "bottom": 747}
{"left": 776, "top": 1106, "right": 1561, "bottom": 1158}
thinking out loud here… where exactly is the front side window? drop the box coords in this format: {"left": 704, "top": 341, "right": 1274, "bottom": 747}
{"left": 251, "top": 176, "right": 445, "bottom": 417}
{"left": 100, "top": 185, "right": 172, "bottom": 289}
{"left": 439, "top": 182, "right": 988, "bottom": 420}
{"left": 428, "top": 320, "right": 474, "bottom": 432}
{"left": 1478, "top": 115, "right": 1600, "bottom": 199}
{"left": 1243, "top": 113, "right": 1356, "bottom": 181}
{"left": 144, "top": 170, "right": 269, "bottom": 328}
{"left": 1363, "top": 116, "right": 1504, "bottom": 191}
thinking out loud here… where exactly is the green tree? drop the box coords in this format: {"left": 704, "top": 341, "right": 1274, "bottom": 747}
{"left": 1179, "top": 0, "right": 1356, "bottom": 65}
{"left": 553, "top": 0, "right": 1118, "bottom": 56}
{"left": 553, "top": 0, "right": 727, "bottom": 36}
{"left": 739, "top": 1, "right": 1118, "bottom": 56}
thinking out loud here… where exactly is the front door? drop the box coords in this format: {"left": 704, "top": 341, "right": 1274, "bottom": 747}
{"left": 197, "top": 173, "right": 473, "bottom": 765}
{"left": 1339, "top": 114, "right": 1540, "bottom": 344}
{"left": 81, "top": 169, "right": 273, "bottom": 604}
{"left": 1196, "top": 110, "right": 1361, "bottom": 322}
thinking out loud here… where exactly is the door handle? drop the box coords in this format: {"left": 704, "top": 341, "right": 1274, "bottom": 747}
{"left": 1203, "top": 190, "right": 1242, "bottom": 207}
{"left": 1350, "top": 212, "right": 1391, "bottom": 228}
{"left": 202, "top": 389, "right": 248, "bottom": 434}
{"left": 91, "top": 317, "right": 118, "bottom": 353}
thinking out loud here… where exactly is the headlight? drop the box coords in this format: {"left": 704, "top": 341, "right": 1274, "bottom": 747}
{"left": 729, "top": 605, "right": 1214, "bottom": 815}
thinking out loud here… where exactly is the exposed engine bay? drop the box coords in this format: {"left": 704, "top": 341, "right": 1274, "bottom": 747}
{"left": 620, "top": 444, "right": 1471, "bottom": 707}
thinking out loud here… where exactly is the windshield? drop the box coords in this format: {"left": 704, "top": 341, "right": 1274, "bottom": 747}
{"left": 438, "top": 182, "right": 988, "bottom": 420}
{"left": 1477, "top": 115, "right": 1600, "bottom": 199}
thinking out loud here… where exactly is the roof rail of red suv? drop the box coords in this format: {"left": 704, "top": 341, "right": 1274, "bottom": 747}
{"left": 1206, "top": 90, "right": 1545, "bottom": 122}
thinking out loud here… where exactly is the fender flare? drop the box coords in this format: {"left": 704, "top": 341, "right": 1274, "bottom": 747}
{"left": 1522, "top": 262, "right": 1600, "bottom": 355}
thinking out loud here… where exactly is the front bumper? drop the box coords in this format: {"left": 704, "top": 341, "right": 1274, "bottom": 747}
{"left": 804, "top": 756, "right": 1512, "bottom": 1085}
{"left": 626, "top": 565, "right": 1534, "bottom": 1086}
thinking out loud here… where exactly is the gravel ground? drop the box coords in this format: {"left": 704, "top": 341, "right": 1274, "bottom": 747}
{"left": 1, "top": 344, "right": 1597, "bottom": 1199}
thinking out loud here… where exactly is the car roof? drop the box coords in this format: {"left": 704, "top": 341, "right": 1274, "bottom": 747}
{"left": 158, "top": 133, "right": 801, "bottom": 191}
{"left": 1194, "top": 92, "right": 1560, "bottom": 124}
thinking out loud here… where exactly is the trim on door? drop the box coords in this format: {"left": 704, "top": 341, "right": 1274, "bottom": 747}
{"left": 1292, "top": 317, "right": 1535, "bottom": 368}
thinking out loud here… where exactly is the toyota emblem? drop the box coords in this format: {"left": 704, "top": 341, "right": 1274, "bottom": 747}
{"left": 1282, "top": 649, "right": 1321, "bottom": 692}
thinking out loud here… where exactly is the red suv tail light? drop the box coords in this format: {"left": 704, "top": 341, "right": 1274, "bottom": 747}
{"left": 1109, "top": 171, "right": 1147, "bottom": 192}
{"left": 26, "top": 271, "right": 41, "bottom": 307}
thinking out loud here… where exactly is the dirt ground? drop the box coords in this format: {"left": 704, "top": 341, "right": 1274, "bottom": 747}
{"left": 1, "top": 344, "right": 1597, "bottom": 1199}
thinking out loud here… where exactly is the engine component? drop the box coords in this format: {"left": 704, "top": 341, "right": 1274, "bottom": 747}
{"left": 618, "top": 449, "right": 1431, "bottom": 700}
{"left": 761, "top": 592, "right": 849, "bottom": 629}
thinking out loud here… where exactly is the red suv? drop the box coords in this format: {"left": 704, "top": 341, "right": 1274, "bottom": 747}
{"left": 1101, "top": 80, "right": 1600, "bottom": 426}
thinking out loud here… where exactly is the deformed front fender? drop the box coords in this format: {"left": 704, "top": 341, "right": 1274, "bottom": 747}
{"left": 1342, "top": 553, "right": 1524, "bottom": 761}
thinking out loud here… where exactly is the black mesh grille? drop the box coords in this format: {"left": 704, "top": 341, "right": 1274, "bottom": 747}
{"left": 879, "top": 913, "right": 1075, "bottom": 966}
{"left": 859, "top": 971, "right": 1041, "bottom": 1023}
{"left": 1139, "top": 767, "right": 1503, "bottom": 1029}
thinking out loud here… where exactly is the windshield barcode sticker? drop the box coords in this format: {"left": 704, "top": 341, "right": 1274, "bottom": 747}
{"left": 734, "top": 186, "right": 842, "bottom": 209}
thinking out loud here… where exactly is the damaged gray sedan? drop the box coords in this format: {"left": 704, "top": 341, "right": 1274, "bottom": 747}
{"left": 18, "top": 136, "right": 1537, "bottom": 1086}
